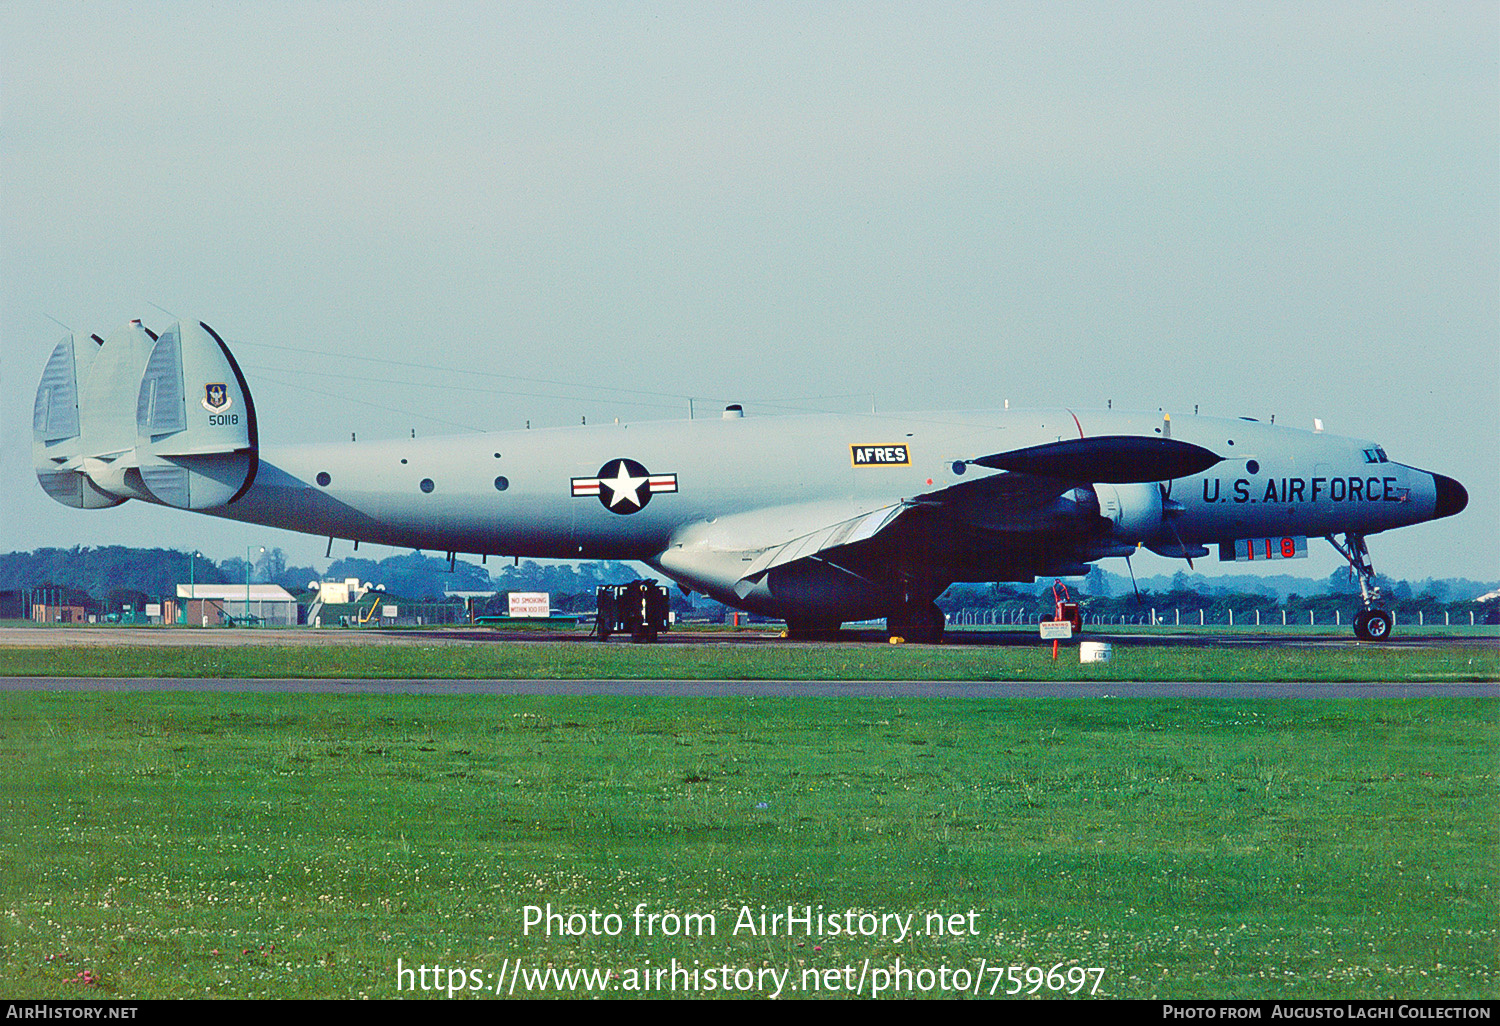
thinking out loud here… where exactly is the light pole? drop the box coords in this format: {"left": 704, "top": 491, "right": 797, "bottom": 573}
{"left": 187, "top": 550, "right": 200, "bottom": 625}
{"left": 246, "top": 545, "right": 264, "bottom": 624}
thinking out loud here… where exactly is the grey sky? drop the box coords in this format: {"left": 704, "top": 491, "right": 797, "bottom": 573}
{"left": 3, "top": 2, "right": 1495, "bottom": 581}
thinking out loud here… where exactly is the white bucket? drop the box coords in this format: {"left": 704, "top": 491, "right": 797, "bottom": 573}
{"left": 1079, "top": 641, "right": 1112, "bottom": 664}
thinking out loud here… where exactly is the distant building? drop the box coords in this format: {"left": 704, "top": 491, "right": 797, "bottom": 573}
{"left": 312, "top": 578, "right": 370, "bottom": 605}
{"left": 176, "top": 584, "right": 298, "bottom": 626}
{"left": 31, "top": 604, "right": 86, "bottom": 624}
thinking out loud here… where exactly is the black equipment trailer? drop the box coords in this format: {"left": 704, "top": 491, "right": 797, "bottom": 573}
{"left": 595, "top": 580, "right": 671, "bottom": 642}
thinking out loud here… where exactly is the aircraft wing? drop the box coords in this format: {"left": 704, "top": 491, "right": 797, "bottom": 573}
{"left": 656, "top": 435, "right": 1221, "bottom": 604}
{"left": 734, "top": 468, "right": 1090, "bottom": 582}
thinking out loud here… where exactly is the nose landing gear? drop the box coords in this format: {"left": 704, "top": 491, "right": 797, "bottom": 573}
{"left": 1326, "top": 533, "right": 1394, "bottom": 641}
{"left": 1352, "top": 608, "right": 1393, "bottom": 641}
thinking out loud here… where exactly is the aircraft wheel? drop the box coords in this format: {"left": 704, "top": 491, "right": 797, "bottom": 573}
{"left": 889, "top": 604, "right": 944, "bottom": 644}
{"left": 1353, "top": 609, "right": 1393, "bottom": 641}
{"left": 923, "top": 603, "right": 946, "bottom": 643}
{"left": 1364, "top": 609, "right": 1393, "bottom": 641}
{"left": 884, "top": 609, "right": 909, "bottom": 642}
{"left": 786, "top": 617, "right": 839, "bottom": 640}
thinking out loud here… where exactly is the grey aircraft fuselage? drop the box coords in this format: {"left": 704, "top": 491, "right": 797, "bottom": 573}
{"left": 211, "top": 407, "right": 1459, "bottom": 619}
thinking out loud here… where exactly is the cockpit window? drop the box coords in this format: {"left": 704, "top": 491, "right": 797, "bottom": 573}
{"left": 1363, "top": 446, "right": 1389, "bottom": 464}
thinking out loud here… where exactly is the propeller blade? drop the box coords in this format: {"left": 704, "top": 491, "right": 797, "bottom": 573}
{"left": 1125, "top": 552, "right": 1142, "bottom": 603}
{"left": 1168, "top": 521, "right": 1195, "bottom": 570}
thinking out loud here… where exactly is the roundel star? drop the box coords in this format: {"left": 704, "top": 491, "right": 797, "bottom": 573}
{"left": 600, "top": 459, "right": 648, "bottom": 511}
{"left": 571, "top": 458, "right": 678, "bottom": 514}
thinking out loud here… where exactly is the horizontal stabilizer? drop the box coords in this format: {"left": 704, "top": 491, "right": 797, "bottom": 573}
{"left": 970, "top": 435, "right": 1222, "bottom": 483}
{"left": 35, "top": 467, "right": 128, "bottom": 509}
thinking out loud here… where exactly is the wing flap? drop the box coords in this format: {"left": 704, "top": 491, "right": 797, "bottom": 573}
{"left": 655, "top": 498, "right": 908, "bottom": 604}
{"left": 742, "top": 504, "right": 904, "bottom": 580}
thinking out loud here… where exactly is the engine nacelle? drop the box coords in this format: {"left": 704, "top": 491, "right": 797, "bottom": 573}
{"left": 1092, "top": 482, "right": 1164, "bottom": 542}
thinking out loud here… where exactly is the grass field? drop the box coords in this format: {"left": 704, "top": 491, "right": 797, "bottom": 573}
{"left": 0, "top": 636, "right": 1496, "bottom": 682}
{"left": 0, "top": 690, "right": 1495, "bottom": 999}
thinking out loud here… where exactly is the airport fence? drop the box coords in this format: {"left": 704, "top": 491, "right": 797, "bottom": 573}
{"left": 946, "top": 607, "right": 1482, "bottom": 628}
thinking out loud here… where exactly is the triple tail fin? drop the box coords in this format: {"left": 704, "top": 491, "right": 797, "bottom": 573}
{"left": 33, "top": 318, "right": 258, "bottom": 509}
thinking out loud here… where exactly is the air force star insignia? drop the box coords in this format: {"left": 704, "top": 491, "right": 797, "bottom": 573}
{"left": 571, "top": 459, "right": 677, "bottom": 514}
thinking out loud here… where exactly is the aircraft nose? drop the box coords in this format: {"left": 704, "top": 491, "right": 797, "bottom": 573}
{"left": 1432, "top": 473, "right": 1468, "bottom": 519}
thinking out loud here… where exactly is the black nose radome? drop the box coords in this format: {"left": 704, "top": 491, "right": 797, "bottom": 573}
{"left": 1432, "top": 474, "right": 1468, "bottom": 519}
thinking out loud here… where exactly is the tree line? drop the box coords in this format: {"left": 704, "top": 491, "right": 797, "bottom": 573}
{"left": 0, "top": 546, "right": 646, "bottom": 616}
{"left": 2, "top": 546, "right": 1495, "bottom": 623}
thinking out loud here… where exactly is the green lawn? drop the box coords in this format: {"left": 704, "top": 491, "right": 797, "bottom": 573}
{"left": 1, "top": 693, "right": 1494, "bottom": 999}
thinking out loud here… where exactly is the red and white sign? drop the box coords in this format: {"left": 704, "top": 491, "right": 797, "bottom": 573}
{"left": 1231, "top": 536, "right": 1308, "bottom": 562}
{"left": 508, "top": 592, "right": 551, "bottom": 618}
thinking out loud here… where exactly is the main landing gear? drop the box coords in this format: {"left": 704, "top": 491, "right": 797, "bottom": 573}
{"left": 784, "top": 617, "right": 842, "bottom": 640}
{"left": 1326, "top": 533, "right": 1393, "bottom": 641}
{"left": 886, "top": 602, "right": 946, "bottom": 644}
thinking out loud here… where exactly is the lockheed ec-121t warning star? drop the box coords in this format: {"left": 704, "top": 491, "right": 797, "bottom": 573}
{"left": 32, "top": 318, "right": 1468, "bottom": 642}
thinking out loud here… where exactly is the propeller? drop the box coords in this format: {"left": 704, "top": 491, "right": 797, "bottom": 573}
{"left": 1156, "top": 414, "right": 1197, "bottom": 568}
{"left": 1124, "top": 549, "right": 1142, "bottom": 604}
{"left": 1165, "top": 516, "right": 1195, "bottom": 569}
